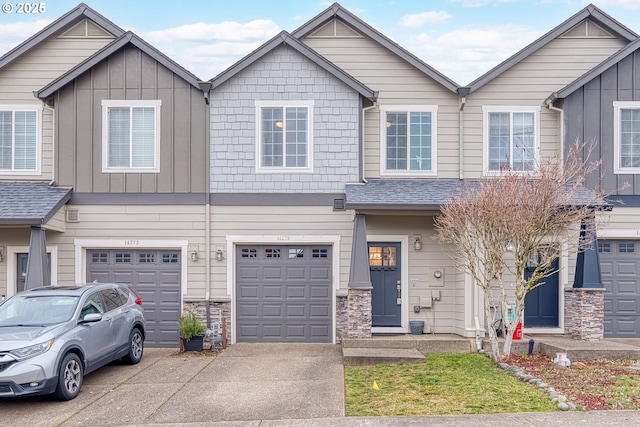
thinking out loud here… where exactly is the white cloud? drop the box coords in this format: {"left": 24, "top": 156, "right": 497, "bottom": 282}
{"left": 408, "top": 24, "right": 543, "bottom": 84}
{"left": 0, "top": 19, "right": 52, "bottom": 54}
{"left": 591, "top": 0, "right": 640, "bottom": 10}
{"left": 400, "top": 11, "right": 452, "bottom": 28}
{"left": 143, "top": 19, "right": 281, "bottom": 43}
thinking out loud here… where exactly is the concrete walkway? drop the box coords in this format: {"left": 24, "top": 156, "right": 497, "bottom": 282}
{"left": 1, "top": 343, "right": 639, "bottom": 426}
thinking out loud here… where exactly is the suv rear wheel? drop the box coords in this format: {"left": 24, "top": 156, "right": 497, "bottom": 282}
{"left": 53, "top": 353, "right": 83, "bottom": 400}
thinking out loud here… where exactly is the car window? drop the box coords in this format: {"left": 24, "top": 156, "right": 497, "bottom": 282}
{"left": 81, "top": 292, "right": 106, "bottom": 318}
{"left": 0, "top": 295, "right": 78, "bottom": 326}
{"left": 101, "top": 288, "right": 126, "bottom": 311}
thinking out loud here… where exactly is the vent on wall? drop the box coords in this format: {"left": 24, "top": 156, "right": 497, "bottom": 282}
{"left": 333, "top": 198, "right": 346, "bottom": 211}
{"left": 66, "top": 208, "right": 79, "bottom": 223}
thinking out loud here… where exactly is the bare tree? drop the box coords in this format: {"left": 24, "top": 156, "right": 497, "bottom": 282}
{"left": 435, "top": 140, "right": 612, "bottom": 361}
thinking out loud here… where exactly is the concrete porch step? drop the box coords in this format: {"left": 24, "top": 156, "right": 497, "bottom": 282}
{"left": 536, "top": 336, "right": 640, "bottom": 361}
{"left": 342, "top": 347, "right": 425, "bottom": 366}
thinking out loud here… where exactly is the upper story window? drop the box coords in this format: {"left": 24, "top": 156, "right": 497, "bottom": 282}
{"left": 614, "top": 102, "right": 640, "bottom": 174}
{"left": 484, "top": 106, "right": 539, "bottom": 174}
{"left": 255, "top": 100, "right": 314, "bottom": 173}
{"left": 380, "top": 105, "right": 437, "bottom": 176}
{"left": 102, "top": 100, "right": 161, "bottom": 173}
{"left": 0, "top": 106, "right": 40, "bottom": 173}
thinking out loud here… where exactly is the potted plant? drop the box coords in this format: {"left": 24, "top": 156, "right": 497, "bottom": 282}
{"left": 178, "top": 311, "right": 207, "bottom": 352}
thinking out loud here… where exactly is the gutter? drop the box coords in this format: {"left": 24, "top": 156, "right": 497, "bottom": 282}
{"left": 544, "top": 95, "right": 564, "bottom": 166}
{"left": 458, "top": 87, "right": 470, "bottom": 180}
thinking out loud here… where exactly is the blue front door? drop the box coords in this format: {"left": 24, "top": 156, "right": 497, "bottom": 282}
{"left": 524, "top": 257, "right": 559, "bottom": 327}
{"left": 369, "top": 242, "right": 401, "bottom": 327}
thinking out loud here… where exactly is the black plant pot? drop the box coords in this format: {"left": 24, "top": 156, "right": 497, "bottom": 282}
{"left": 182, "top": 334, "right": 204, "bottom": 352}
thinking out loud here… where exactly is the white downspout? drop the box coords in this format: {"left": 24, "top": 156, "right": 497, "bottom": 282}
{"left": 545, "top": 99, "right": 564, "bottom": 166}
{"left": 362, "top": 103, "right": 377, "bottom": 183}
{"left": 43, "top": 103, "right": 55, "bottom": 185}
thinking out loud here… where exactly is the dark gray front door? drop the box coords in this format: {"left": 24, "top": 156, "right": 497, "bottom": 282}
{"left": 599, "top": 240, "right": 640, "bottom": 337}
{"left": 236, "top": 245, "right": 332, "bottom": 343}
{"left": 86, "top": 249, "right": 181, "bottom": 347}
{"left": 369, "top": 242, "right": 401, "bottom": 327}
{"left": 524, "top": 258, "right": 559, "bottom": 327}
{"left": 17, "top": 253, "right": 51, "bottom": 293}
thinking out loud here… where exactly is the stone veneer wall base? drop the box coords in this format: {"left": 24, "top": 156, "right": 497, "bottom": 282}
{"left": 564, "top": 288, "right": 604, "bottom": 341}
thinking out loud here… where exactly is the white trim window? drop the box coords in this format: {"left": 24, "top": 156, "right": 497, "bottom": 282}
{"left": 614, "top": 101, "right": 640, "bottom": 173}
{"left": 484, "top": 106, "right": 539, "bottom": 173}
{"left": 255, "top": 100, "right": 313, "bottom": 173}
{"left": 102, "top": 100, "right": 161, "bottom": 173}
{"left": 0, "top": 105, "right": 40, "bottom": 173}
{"left": 380, "top": 105, "right": 437, "bottom": 176}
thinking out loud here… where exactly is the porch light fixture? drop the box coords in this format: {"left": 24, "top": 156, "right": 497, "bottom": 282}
{"left": 190, "top": 248, "right": 199, "bottom": 262}
{"left": 215, "top": 248, "right": 224, "bottom": 262}
{"left": 414, "top": 235, "right": 423, "bottom": 251}
{"left": 0, "top": 246, "right": 4, "bottom": 262}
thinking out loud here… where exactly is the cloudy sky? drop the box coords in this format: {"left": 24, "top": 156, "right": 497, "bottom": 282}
{"left": 1, "top": 0, "right": 639, "bottom": 85}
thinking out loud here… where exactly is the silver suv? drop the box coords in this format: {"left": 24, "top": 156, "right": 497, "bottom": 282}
{"left": 0, "top": 283, "right": 145, "bottom": 400}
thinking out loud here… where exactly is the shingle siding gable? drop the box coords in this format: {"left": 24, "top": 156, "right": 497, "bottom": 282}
{"left": 209, "top": 45, "right": 361, "bottom": 193}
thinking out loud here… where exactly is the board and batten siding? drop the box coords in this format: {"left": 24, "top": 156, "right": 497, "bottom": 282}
{"left": 564, "top": 49, "right": 640, "bottom": 195}
{"left": 209, "top": 45, "right": 360, "bottom": 193}
{"left": 302, "top": 23, "right": 460, "bottom": 179}
{"left": 209, "top": 205, "right": 354, "bottom": 297}
{"left": 52, "top": 45, "right": 208, "bottom": 193}
{"left": 0, "top": 26, "right": 115, "bottom": 181}
{"left": 463, "top": 36, "right": 627, "bottom": 178}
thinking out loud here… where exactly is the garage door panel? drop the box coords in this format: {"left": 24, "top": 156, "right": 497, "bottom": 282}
{"left": 286, "top": 267, "right": 306, "bottom": 280}
{"left": 310, "top": 285, "right": 330, "bottom": 298}
{"left": 87, "top": 249, "right": 181, "bottom": 347}
{"left": 287, "top": 305, "right": 306, "bottom": 317}
{"left": 238, "top": 285, "right": 259, "bottom": 298}
{"left": 238, "top": 304, "right": 259, "bottom": 316}
{"left": 600, "top": 240, "right": 640, "bottom": 338}
{"left": 310, "top": 267, "right": 330, "bottom": 280}
{"left": 236, "top": 245, "right": 332, "bottom": 343}
{"left": 263, "top": 304, "right": 283, "bottom": 316}
{"left": 615, "top": 262, "right": 637, "bottom": 275}
{"left": 263, "top": 285, "right": 283, "bottom": 298}
{"left": 286, "top": 285, "right": 307, "bottom": 298}
{"left": 263, "top": 267, "right": 284, "bottom": 280}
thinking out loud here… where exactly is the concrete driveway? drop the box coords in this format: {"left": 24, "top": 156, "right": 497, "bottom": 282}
{"left": 0, "top": 343, "right": 345, "bottom": 426}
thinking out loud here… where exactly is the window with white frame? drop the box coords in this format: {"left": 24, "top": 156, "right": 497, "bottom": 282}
{"left": 0, "top": 106, "right": 39, "bottom": 172}
{"left": 380, "top": 106, "right": 437, "bottom": 175}
{"left": 614, "top": 101, "right": 640, "bottom": 173}
{"left": 484, "top": 106, "right": 539, "bottom": 173}
{"left": 102, "top": 100, "right": 161, "bottom": 173}
{"left": 256, "top": 100, "right": 313, "bottom": 172}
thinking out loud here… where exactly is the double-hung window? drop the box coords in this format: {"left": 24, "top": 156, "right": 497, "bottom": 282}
{"left": 614, "top": 101, "right": 640, "bottom": 173}
{"left": 102, "top": 100, "right": 161, "bottom": 173}
{"left": 0, "top": 106, "right": 39, "bottom": 173}
{"left": 380, "top": 105, "right": 437, "bottom": 176}
{"left": 256, "top": 100, "right": 313, "bottom": 172}
{"left": 484, "top": 106, "right": 539, "bottom": 173}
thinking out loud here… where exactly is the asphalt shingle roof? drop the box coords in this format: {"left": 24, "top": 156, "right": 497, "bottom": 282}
{"left": 0, "top": 182, "right": 72, "bottom": 225}
{"left": 345, "top": 179, "right": 610, "bottom": 210}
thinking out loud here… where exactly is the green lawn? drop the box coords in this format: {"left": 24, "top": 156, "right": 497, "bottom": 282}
{"left": 345, "top": 353, "right": 558, "bottom": 416}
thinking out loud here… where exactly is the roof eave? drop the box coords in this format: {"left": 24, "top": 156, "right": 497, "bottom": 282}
{"left": 0, "top": 3, "right": 124, "bottom": 71}
{"left": 36, "top": 32, "right": 203, "bottom": 100}
{"left": 291, "top": 3, "right": 459, "bottom": 94}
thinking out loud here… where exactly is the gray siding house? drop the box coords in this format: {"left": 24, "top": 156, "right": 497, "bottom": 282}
{"left": 547, "top": 37, "right": 640, "bottom": 337}
{"left": 3, "top": 2, "right": 640, "bottom": 347}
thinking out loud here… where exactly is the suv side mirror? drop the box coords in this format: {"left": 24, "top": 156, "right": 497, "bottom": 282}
{"left": 80, "top": 313, "right": 102, "bottom": 323}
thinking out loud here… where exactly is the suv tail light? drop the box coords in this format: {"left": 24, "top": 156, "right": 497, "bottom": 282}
{"left": 128, "top": 287, "right": 143, "bottom": 305}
